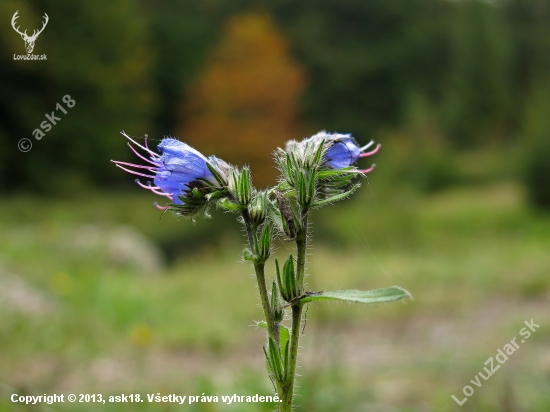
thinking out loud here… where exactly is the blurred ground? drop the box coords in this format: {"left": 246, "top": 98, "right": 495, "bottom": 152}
{"left": 1, "top": 173, "right": 549, "bottom": 411}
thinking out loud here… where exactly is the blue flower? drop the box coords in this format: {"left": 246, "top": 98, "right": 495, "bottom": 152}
{"left": 112, "top": 132, "right": 227, "bottom": 209}
{"left": 289, "top": 131, "right": 381, "bottom": 173}
{"left": 325, "top": 135, "right": 362, "bottom": 169}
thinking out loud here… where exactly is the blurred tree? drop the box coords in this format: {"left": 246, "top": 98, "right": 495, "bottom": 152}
{"left": 441, "top": 0, "right": 513, "bottom": 147}
{"left": 142, "top": 0, "right": 249, "bottom": 135}
{"left": 177, "top": 11, "right": 305, "bottom": 186}
{"left": 269, "top": 0, "right": 451, "bottom": 139}
{"left": 523, "top": 82, "right": 550, "bottom": 209}
{"left": 0, "top": 0, "right": 156, "bottom": 193}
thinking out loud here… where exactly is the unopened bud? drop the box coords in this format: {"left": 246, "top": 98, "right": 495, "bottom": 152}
{"left": 275, "top": 191, "right": 296, "bottom": 239}
{"left": 249, "top": 191, "right": 267, "bottom": 226}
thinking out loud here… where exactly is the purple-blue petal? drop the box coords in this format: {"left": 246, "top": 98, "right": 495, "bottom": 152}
{"left": 325, "top": 138, "right": 361, "bottom": 169}
{"left": 153, "top": 138, "right": 216, "bottom": 203}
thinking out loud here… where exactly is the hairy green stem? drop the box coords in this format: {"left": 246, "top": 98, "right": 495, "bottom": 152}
{"left": 281, "top": 303, "right": 303, "bottom": 411}
{"left": 242, "top": 210, "right": 279, "bottom": 343}
{"left": 242, "top": 209, "right": 283, "bottom": 397}
{"left": 295, "top": 208, "right": 309, "bottom": 292}
{"left": 281, "top": 207, "right": 309, "bottom": 412}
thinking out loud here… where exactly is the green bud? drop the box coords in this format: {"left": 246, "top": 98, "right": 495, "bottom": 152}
{"left": 229, "top": 167, "right": 253, "bottom": 206}
{"left": 271, "top": 280, "right": 284, "bottom": 322}
{"left": 249, "top": 191, "right": 267, "bottom": 226}
{"left": 254, "top": 222, "right": 273, "bottom": 261}
{"left": 274, "top": 191, "right": 296, "bottom": 239}
{"left": 276, "top": 255, "right": 298, "bottom": 302}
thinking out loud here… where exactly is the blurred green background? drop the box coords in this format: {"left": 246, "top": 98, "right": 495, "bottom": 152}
{"left": 1, "top": 0, "right": 549, "bottom": 411}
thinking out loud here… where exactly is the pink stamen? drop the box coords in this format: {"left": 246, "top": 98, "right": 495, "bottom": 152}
{"left": 121, "top": 131, "right": 160, "bottom": 158}
{"left": 128, "top": 142, "right": 158, "bottom": 166}
{"left": 135, "top": 179, "right": 160, "bottom": 190}
{"left": 154, "top": 203, "right": 170, "bottom": 211}
{"left": 150, "top": 188, "right": 172, "bottom": 199}
{"left": 359, "top": 164, "right": 376, "bottom": 174}
{"left": 136, "top": 179, "right": 160, "bottom": 190}
{"left": 359, "top": 143, "right": 381, "bottom": 158}
{"left": 112, "top": 160, "right": 157, "bottom": 170}
{"left": 114, "top": 164, "right": 156, "bottom": 179}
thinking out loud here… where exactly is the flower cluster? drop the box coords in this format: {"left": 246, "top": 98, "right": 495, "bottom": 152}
{"left": 112, "top": 131, "right": 380, "bottom": 215}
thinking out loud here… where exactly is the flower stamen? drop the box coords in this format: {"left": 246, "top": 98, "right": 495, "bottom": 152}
{"left": 111, "top": 160, "right": 157, "bottom": 170}
{"left": 127, "top": 142, "right": 159, "bottom": 166}
{"left": 359, "top": 164, "right": 376, "bottom": 174}
{"left": 359, "top": 143, "right": 381, "bottom": 158}
{"left": 121, "top": 131, "right": 160, "bottom": 159}
{"left": 360, "top": 140, "right": 375, "bottom": 151}
{"left": 112, "top": 163, "right": 157, "bottom": 179}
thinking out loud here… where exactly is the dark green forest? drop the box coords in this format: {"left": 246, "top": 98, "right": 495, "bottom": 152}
{"left": 1, "top": 0, "right": 549, "bottom": 206}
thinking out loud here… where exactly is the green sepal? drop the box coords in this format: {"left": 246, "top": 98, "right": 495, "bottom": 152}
{"left": 271, "top": 280, "right": 284, "bottom": 322}
{"left": 283, "top": 255, "right": 298, "bottom": 300}
{"left": 262, "top": 345, "right": 275, "bottom": 378}
{"left": 243, "top": 248, "right": 259, "bottom": 263}
{"left": 238, "top": 168, "right": 252, "bottom": 205}
{"left": 283, "top": 338, "right": 290, "bottom": 381}
{"left": 312, "top": 140, "right": 326, "bottom": 166}
{"left": 268, "top": 337, "right": 284, "bottom": 381}
{"left": 299, "top": 286, "right": 412, "bottom": 304}
{"left": 280, "top": 325, "right": 290, "bottom": 359}
{"left": 275, "top": 259, "right": 289, "bottom": 301}
{"left": 298, "top": 171, "right": 308, "bottom": 206}
{"left": 192, "top": 187, "right": 207, "bottom": 198}
{"left": 311, "top": 184, "right": 360, "bottom": 208}
{"left": 307, "top": 169, "right": 317, "bottom": 204}
{"left": 205, "top": 190, "right": 228, "bottom": 201}
{"left": 218, "top": 198, "right": 245, "bottom": 212}
{"left": 205, "top": 161, "right": 227, "bottom": 186}
{"left": 257, "top": 222, "right": 273, "bottom": 260}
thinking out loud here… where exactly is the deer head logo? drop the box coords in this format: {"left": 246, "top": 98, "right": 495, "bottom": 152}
{"left": 11, "top": 10, "right": 49, "bottom": 54}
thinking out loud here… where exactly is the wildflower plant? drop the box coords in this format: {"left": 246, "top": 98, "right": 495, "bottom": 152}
{"left": 112, "top": 130, "right": 411, "bottom": 411}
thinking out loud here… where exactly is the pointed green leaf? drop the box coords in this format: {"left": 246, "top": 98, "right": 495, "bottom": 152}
{"left": 218, "top": 198, "right": 245, "bottom": 211}
{"left": 283, "top": 338, "right": 290, "bottom": 380}
{"left": 312, "top": 140, "right": 325, "bottom": 165}
{"left": 300, "top": 286, "right": 412, "bottom": 304}
{"left": 283, "top": 255, "right": 297, "bottom": 300}
{"left": 298, "top": 172, "right": 307, "bottom": 205}
{"left": 206, "top": 161, "right": 226, "bottom": 186}
{"left": 307, "top": 170, "right": 316, "bottom": 204}
{"left": 262, "top": 345, "right": 274, "bottom": 377}
{"left": 275, "top": 259, "right": 289, "bottom": 301}
{"left": 280, "top": 325, "right": 290, "bottom": 356}
{"left": 311, "top": 184, "right": 360, "bottom": 208}
{"left": 268, "top": 337, "right": 284, "bottom": 381}
{"left": 243, "top": 248, "right": 258, "bottom": 262}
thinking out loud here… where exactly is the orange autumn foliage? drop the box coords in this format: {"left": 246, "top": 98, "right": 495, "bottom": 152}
{"left": 178, "top": 12, "right": 306, "bottom": 186}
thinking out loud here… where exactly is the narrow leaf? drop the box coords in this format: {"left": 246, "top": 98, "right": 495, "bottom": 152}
{"left": 262, "top": 345, "right": 274, "bottom": 377}
{"left": 300, "top": 286, "right": 411, "bottom": 304}
{"left": 284, "top": 255, "right": 297, "bottom": 300}
{"left": 283, "top": 339, "right": 290, "bottom": 380}
{"left": 311, "top": 184, "right": 360, "bottom": 208}
{"left": 275, "top": 259, "right": 288, "bottom": 301}
{"left": 269, "top": 337, "right": 284, "bottom": 381}
{"left": 206, "top": 161, "right": 226, "bottom": 186}
{"left": 280, "top": 325, "right": 290, "bottom": 356}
